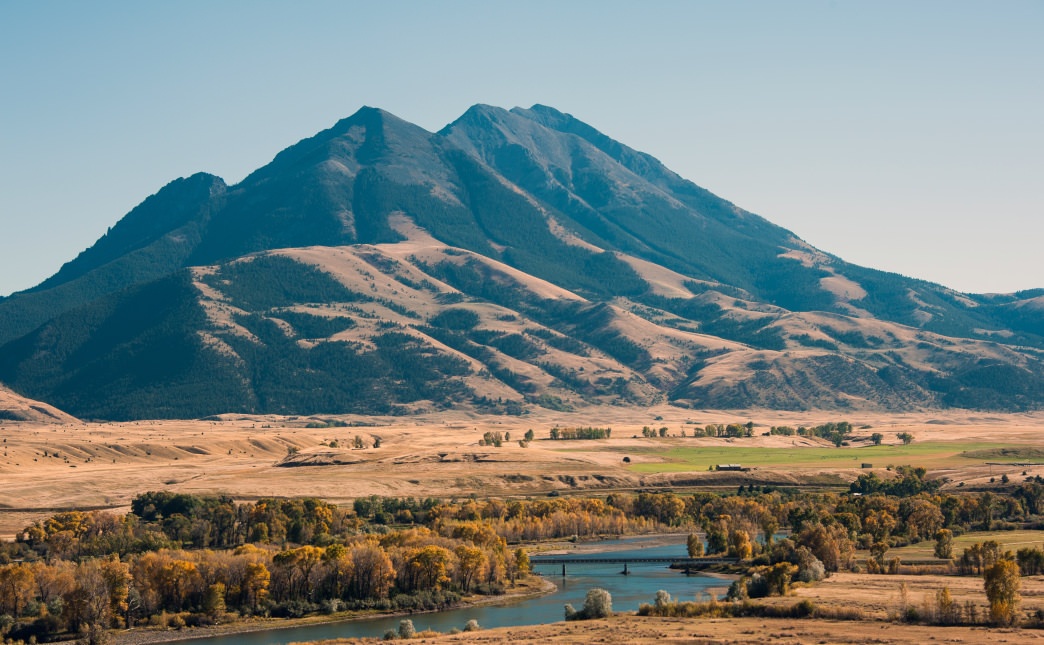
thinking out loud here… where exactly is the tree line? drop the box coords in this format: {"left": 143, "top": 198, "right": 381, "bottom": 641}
{"left": 4, "top": 475, "right": 1044, "bottom": 640}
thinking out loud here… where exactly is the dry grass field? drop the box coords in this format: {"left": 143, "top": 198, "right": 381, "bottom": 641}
{"left": 2, "top": 406, "right": 1044, "bottom": 539}
{"left": 313, "top": 615, "right": 1041, "bottom": 644}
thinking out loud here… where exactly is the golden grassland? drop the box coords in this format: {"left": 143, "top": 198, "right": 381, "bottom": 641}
{"left": 3, "top": 406, "right": 1044, "bottom": 538}
{"left": 307, "top": 615, "right": 1042, "bottom": 644}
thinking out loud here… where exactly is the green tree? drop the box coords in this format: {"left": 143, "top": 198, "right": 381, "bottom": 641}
{"left": 934, "top": 529, "right": 954, "bottom": 559}
{"left": 870, "top": 541, "right": 890, "bottom": 566}
{"left": 203, "top": 582, "right": 227, "bottom": 618}
{"left": 686, "top": 533, "right": 704, "bottom": 557}
{"left": 761, "top": 516, "right": 780, "bottom": 548}
{"left": 764, "top": 562, "right": 798, "bottom": 596}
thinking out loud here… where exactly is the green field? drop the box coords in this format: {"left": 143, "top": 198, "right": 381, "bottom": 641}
{"left": 885, "top": 530, "right": 1044, "bottom": 560}
{"left": 619, "top": 441, "right": 1028, "bottom": 473}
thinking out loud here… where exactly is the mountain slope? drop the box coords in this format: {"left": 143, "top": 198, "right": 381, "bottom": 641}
{"left": 0, "top": 173, "right": 226, "bottom": 343}
{"left": 0, "top": 384, "right": 78, "bottom": 424}
{"left": 0, "top": 104, "right": 1041, "bottom": 419}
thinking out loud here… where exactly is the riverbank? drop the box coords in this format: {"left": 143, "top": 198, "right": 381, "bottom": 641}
{"left": 111, "top": 577, "right": 556, "bottom": 645}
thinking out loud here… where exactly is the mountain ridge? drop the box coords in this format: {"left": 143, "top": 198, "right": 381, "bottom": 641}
{"left": 0, "top": 104, "right": 1041, "bottom": 420}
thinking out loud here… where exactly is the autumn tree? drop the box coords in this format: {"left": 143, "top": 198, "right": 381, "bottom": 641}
{"left": 902, "top": 498, "right": 943, "bottom": 540}
{"left": 324, "top": 544, "right": 354, "bottom": 599}
{"left": 984, "top": 558, "right": 1021, "bottom": 625}
{"left": 454, "top": 545, "right": 486, "bottom": 593}
{"left": 242, "top": 562, "right": 271, "bottom": 611}
{"left": 795, "top": 523, "right": 853, "bottom": 572}
{"left": 349, "top": 541, "right": 395, "bottom": 599}
{"left": 510, "top": 548, "right": 530, "bottom": 583}
{"left": 0, "top": 564, "right": 35, "bottom": 616}
{"left": 728, "top": 529, "right": 753, "bottom": 560}
{"left": 158, "top": 559, "right": 200, "bottom": 611}
{"left": 66, "top": 560, "right": 115, "bottom": 632}
{"left": 405, "top": 545, "right": 453, "bottom": 591}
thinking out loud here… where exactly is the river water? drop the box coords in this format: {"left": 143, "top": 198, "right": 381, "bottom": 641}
{"left": 179, "top": 535, "right": 722, "bottom": 644}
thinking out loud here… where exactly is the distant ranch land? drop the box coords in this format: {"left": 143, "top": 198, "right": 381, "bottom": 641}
{"left": 1, "top": 406, "right": 1043, "bottom": 537}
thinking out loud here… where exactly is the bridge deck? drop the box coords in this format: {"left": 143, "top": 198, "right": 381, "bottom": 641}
{"left": 530, "top": 557, "right": 737, "bottom": 565}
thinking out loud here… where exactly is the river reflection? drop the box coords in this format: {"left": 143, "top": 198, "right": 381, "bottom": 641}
{"left": 176, "top": 535, "right": 722, "bottom": 644}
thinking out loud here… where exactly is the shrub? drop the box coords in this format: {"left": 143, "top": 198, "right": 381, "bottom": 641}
{"left": 398, "top": 618, "right": 416, "bottom": 638}
{"left": 565, "top": 588, "right": 612, "bottom": 620}
{"left": 584, "top": 588, "right": 613, "bottom": 618}
{"left": 654, "top": 590, "right": 672, "bottom": 609}
{"left": 463, "top": 619, "right": 481, "bottom": 631}
{"left": 798, "top": 555, "right": 826, "bottom": 583}
{"left": 726, "top": 578, "right": 749, "bottom": 601}
{"left": 320, "top": 599, "right": 342, "bottom": 614}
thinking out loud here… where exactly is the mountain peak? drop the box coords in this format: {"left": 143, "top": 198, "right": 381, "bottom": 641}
{"left": 439, "top": 103, "right": 512, "bottom": 136}
{"left": 511, "top": 103, "right": 571, "bottom": 125}
{"left": 332, "top": 105, "right": 421, "bottom": 134}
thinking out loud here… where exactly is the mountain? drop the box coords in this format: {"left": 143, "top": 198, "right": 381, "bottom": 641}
{"left": 0, "top": 104, "right": 1042, "bottom": 420}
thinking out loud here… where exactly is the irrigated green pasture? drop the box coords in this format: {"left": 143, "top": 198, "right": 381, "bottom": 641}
{"left": 886, "top": 530, "right": 1044, "bottom": 560}
{"left": 620, "top": 441, "right": 1029, "bottom": 473}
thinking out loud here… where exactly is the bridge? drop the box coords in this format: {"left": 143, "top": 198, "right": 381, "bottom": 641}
{"left": 529, "top": 556, "right": 737, "bottom": 576}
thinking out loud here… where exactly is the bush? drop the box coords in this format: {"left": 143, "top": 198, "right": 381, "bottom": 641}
{"left": 271, "top": 600, "right": 319, "bottom": 618}
{"left": 566, "top": 588, "right": 613, "bottom": 620}
{"left": 398, "top": 619, "right": 416, "bottom": 639}
{"left": 639, "top": 597, "right": 832, "bottom": 620}
{"left": 726, "top": 578, "right": 749, "bottom": 601}
{"left": 654, "top": 590, "right": 672, "bottom": 609}
{"left": 799, "top": 556, "right": 826, "bottom": 583}
{"left": 463, "top": 619, "right": 481, "bottom": 631}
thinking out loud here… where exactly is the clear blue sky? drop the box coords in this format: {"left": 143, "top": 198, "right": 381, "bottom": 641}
{"left": 1, "top": 0, "right": 1041, "bottom": 297}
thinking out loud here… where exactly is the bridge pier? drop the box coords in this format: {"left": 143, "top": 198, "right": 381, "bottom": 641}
{"left": 562, "top": 563, "right": 566, "bottom": 577}
{"left": 621, "top": 562, "right": 629, "bottom": 575}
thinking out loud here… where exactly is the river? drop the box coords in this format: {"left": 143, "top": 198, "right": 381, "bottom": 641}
{"left": 174, "top": 535, "right": 724, "bottom": 644}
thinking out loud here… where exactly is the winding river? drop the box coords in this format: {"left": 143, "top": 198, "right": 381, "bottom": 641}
{"left": 176, "top": 535, "right": 723, "bottom": 644}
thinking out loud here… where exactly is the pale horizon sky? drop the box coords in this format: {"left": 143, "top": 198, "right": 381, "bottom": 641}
{"left": 1, "top": 1, "right": 1042, "bottom": 298}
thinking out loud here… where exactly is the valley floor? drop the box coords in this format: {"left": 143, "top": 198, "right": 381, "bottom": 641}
{"left": 3, "top": 406, "right": 1044, "bottom": 537}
